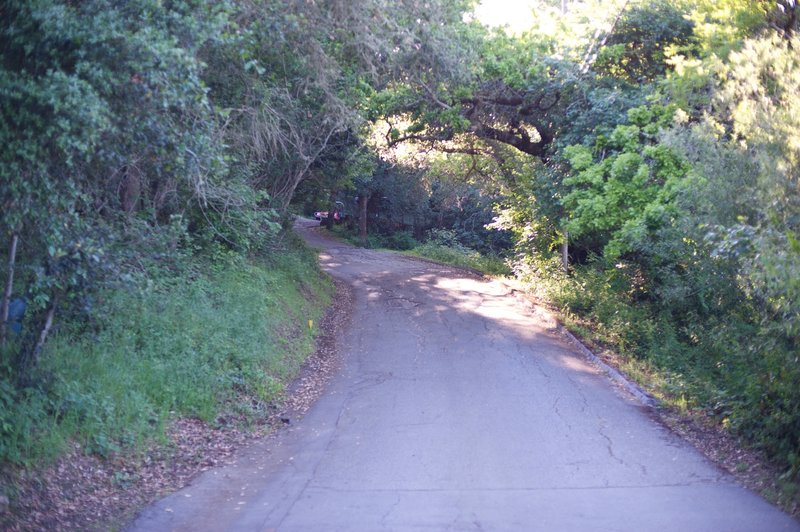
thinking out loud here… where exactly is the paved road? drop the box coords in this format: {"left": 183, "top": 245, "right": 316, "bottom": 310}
{"left": 128, "top": 219, "right": 800, "bottom": 532}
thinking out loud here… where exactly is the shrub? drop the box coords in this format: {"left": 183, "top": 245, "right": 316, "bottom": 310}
{"left": 385, "top": 231, "right": 419, "bottom": 250}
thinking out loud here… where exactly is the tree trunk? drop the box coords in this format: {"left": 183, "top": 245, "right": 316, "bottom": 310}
{"left": 1, "top": 232, "right": 19, "bottom": 347}
{"left": 358, "top": 193, "right": 369, "bottom": 246}
{"left": 320, "top": 192, "right": 336, "bottom": 230}
{"left": 120, "top": 162, "right": 142, "bottom": 214}
{"left": 561, "top": 230, "right": 569, "bottom": 273}
{"left": 30, "top": 294, "right": 58, "bottom": 368}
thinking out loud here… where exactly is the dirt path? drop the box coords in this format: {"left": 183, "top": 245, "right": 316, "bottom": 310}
{"left": 126, "top": 219, "right": 800, "bottom": 531}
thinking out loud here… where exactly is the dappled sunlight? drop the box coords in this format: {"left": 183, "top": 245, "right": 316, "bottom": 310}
{"left": 556, "top": 352, "right": 599, "bottom": 375}
{"left": 470, "top": 0, "right": 537, "bottom": 33}
{"left": 473, "top": 303, "right": 532, "bottom": 328}
{"left": 405, "top": 271, "right": 608, "bottom": 379}
{"left": 307, "top": 226, "right": 618, "bottom": 391}
{"left": 433, "top": 276, "right": 506, "bottom": 295}
{"left": 431, "top": 277, "right": 535, "bottom": 327}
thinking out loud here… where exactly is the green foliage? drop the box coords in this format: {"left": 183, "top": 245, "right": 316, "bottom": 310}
{"left": 676, "top": 35, "right": 800, "bottom": 471}
{"left": 0, "top": 243, "right": 331, "bottom": 466}
{"left": 660, "top": 1, "right": 767, "bottom": 117}
{"left": 385, "top": 231, "right": 419, "bottom": 251}
{"left": 0, "top": 0, "right": 266, "bottom": 374}
{"left": 684, "top": 0, "right": 767, "bottom": 57}
{"left": 562, "top": 104, "right": 688, "bottom": 260}
{"left": 409, "top": 241, "right": 511, "bottom": 276}
{"left": 594, "top": 2, "right": 695, "bottom": 83}
{"left": 477, "top": 1, "right": 800, "bottom": 481}
{"left": 426, "top": 160, "right": 515, "bottom": 255}
{"left": 478, "top": 29, "right": 556, "bottom": 90}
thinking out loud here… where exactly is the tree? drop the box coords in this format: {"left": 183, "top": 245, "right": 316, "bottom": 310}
{"left": 1, "top": 0, "right": 225, "bottom": 364}
{"left": 592, "top": 2, "right": 695, "bottom": 83}
{"left": 374, "top": 28, "right": 569, "bottom": 160}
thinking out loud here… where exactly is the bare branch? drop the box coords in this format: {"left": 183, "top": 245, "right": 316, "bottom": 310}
{"left": 423, "top": 83, "right": 452, "bottom": 110}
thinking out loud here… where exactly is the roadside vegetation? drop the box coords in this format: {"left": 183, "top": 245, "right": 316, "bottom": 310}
{"left": 407, "top": 240, "right": 510, "bottom": 277}
{"left": 2, "top": 0, "right": 799, "bottom": 524}
{"left": 1, "top": 239, "right": 330, "bottom": 466}
{"left": 307, "top": 0, "right": 800, "bottom": 507}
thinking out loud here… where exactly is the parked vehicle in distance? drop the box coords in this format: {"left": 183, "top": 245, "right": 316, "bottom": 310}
{"left": 315, "top": 201, "right": 345, "bottom": 223}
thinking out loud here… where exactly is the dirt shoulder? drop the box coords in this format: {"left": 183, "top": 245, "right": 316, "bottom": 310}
{"left": 0, "top": 276, "right": 352, "bottom": 532}
{"left": 584, "top": 334, "right": 799, "bottom": 517}
{"left": 508, "top": 284, "right": 799, "bottom": 519}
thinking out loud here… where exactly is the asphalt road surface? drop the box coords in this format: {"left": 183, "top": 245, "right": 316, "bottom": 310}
{"left": 128, "top": 219, "right": 800, "bottom": 532}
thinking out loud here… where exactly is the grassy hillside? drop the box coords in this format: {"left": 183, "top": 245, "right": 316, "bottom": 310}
{"left": 0, "top": 236, "right": 332, "bottom": 468}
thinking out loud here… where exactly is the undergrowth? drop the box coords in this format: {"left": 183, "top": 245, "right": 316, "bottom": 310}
{"left": 0, "top": 236, "right": 332, "bottom": 467}
{"left": 407, "top": 243, "right": 510, "bottom": 276}
{"left": 324, "top": 224, "right": 510, "bottom": 276}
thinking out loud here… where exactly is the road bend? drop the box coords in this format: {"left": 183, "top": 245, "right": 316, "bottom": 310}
{"left": 127, "top": 218, "right": 800, "bottom": 532}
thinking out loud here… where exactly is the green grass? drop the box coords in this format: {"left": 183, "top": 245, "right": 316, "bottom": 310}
{"left": 407, "top": 242, "right": 511, "bottom": 276}
{"left": 324, "top": 225, "right": 511, "bottom": 276}
{"left": 0, "top": 240, "right": 332, "bottom": 466}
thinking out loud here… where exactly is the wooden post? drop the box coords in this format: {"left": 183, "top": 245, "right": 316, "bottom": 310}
{"left": 358, "top": 193, "right": 369, "bottom": 246}
{"left": 1, "top": 232, "right": 19, "bottom": 347}
{"left": 561, "top": 230, "right": 569, "bottom": 273}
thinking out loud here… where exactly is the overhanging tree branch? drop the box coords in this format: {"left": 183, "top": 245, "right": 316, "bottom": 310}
{"left": 382, "top": 77, "right": 563, "bottom": 159}
{"left": 470, "top": 123, "right": 550, "bottom": 157}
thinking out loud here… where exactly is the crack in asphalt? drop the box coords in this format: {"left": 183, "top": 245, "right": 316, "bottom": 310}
{"left": 126, "top": 220, "right": 800, "bottom": 532}
{"left": 519, "top": 344, "right": 551, "bottom": 380}
{"left": 350, "top": 371, "right": 394, "bottom": 392}
{"left": 270, "top": 371, "right": 361, "bottom": 531}
{"left": 552, "top": 395, "right": 573, "bottom": 432}
{"left": 379, "top": 494, "right": 402, "bottom": 527}
{"left": 597, "top": 419, "right": 626, "bottom": 467}
{"left": 567, "top": 375, "right": 590, "bottom": 414}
